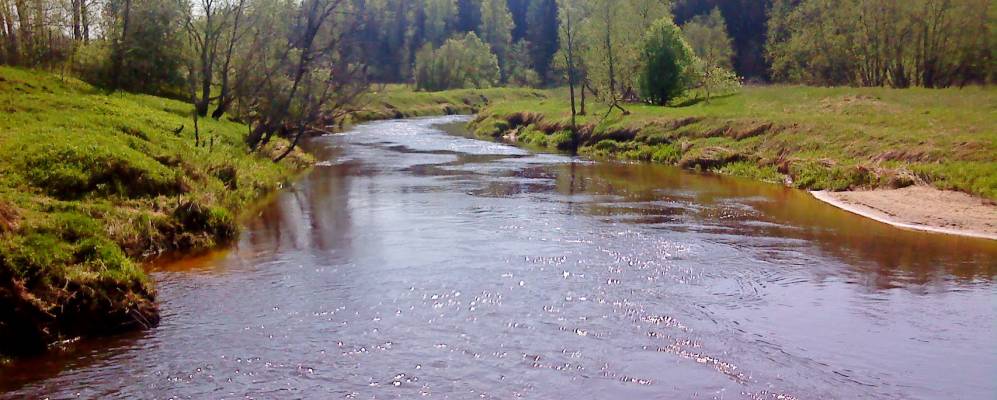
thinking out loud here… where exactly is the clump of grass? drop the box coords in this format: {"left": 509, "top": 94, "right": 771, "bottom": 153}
{"left": 789, "top": 161, "right": 873, "bottom": 191}
{"left": 716, "top": 161, "right": 783, "bottom": 183}
{"left": 651, "top": 144, "right": 682, "bottom": 164}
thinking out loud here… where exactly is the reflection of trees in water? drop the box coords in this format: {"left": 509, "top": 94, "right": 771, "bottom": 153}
{"left": 548, "top": 162, "right": 997, "bottom": 290}
{"left": 241, "top": 159, "right": 359, "bottom": 260}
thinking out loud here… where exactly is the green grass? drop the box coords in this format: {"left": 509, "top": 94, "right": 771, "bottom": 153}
{"left": 0, "top": 67, "right": 310, "bottom": 354}
{"left": 472, "top": 86, "right": 997, "bottom": 199}
{"left": 351, "top": 84, "right": 548, "bottom": 122}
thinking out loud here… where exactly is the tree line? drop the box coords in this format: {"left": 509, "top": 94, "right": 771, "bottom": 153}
{"left": 0, "top": 0, "right": 991, "bottom": 153}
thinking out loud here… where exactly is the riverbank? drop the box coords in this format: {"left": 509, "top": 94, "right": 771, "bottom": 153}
{"left": 0, "top": 67, "right": 312, "bottom": 356}
{"left": 350, "top": 84, "right": 547, "bottom": 123}
{"left": 812, "top": 187, "right": 997, "bottom": 240}
{"left": 470, "top": 86, "right": 996, "bottom": 201}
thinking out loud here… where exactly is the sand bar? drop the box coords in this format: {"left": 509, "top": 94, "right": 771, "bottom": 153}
{"left": 811, "top": 186, "right": 997, "bottom": 240}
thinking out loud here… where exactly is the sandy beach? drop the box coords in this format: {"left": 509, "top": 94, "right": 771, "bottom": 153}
{"left": 812, "top": 186, "right": 997, "bottom": 240}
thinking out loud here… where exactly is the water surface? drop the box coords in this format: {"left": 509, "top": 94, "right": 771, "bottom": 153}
{"left": 2, "top": 116, "right": 995, "bottom": 399}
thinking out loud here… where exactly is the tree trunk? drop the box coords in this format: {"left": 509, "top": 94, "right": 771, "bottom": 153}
{"left": 81, "top": 0, "right": 89, "bottom": 42}
{"left": 196, "top": 13, "right": 213, "bottom": 116}
{"left": 0, "top": 0, "right": 17, "bottom": 65}
{"left": 273, "top": 123, "right": 306, "bottom": 162}
{"left": 579, "top": 80, "right": 586, "bottom": 115}
{"left": 111, "top": 0, "right": 132, "bottom": 90}
{"left": 602, "top": 4, "right": 627, "bottom": 116}
{"left": 71, "top": 0, "right": 81, "bottom": 41}
{"left": 213, "top": 0, "right": 246, "bottom": 119}
{"left": 13, "top": 0, "right": 29, "bottom": 62}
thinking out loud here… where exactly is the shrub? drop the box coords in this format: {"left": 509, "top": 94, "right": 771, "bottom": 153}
{"left": 638, "top": 18, "right": 699, "bottom": 105}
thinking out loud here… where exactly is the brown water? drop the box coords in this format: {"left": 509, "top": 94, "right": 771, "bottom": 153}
{"left": 2, "top": 116, "right": 995, "bottom": 399}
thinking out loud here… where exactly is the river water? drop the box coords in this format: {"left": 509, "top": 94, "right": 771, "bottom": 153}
{"left": 2, "top": 116, "right": 995, "bottom": 399}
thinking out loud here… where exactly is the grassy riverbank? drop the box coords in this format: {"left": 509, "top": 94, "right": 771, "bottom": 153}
{"left": 0, "top": 67, "right": 311, "bottom": 355}
{"left": 351, "top": 84, "right": 548, "bottom": 123}
{"left": 471, "top": 86, "right": 997, "bottom": 199}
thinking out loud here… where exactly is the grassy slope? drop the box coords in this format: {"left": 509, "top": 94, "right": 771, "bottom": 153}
{"left": 0, "top": 67, "right": 310, "bottom": 355}
{"left": 351, "top": 84, "right": 548, "bottom": 122}
{"left": 471, "top": 86, "right": 997, "bottom": 199}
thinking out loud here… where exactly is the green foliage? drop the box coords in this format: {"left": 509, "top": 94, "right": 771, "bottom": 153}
{"left": 766, "top": 0, "right": 992, "bottom": 88}
{"left": 506, "top": 40, "right": 542, "bottom": 87}
{"left": 682, "top": 7, "right": 733, "bottom": 69}
{"left": 415, "top": 32, "right": 501, "bottom": 91}
{"left": 694, "top": 63, "right": 742, "bottom": 101}
{"left": 422, "top": 0, "right": 459, "bottom": 45}
{"left": 106, "top": 0, "right": 186, "bottom": 95}
{"left": 582, "top": 0, "right": 671, "bottom": 104}
{"left": 682, "top": 7, "right": 741, "bottom": 101}
{"left": 478, "top": 0, "right": 515, "bottom": 67}
{"left": 638, "top": 18, "right": 698, "bottom": 105}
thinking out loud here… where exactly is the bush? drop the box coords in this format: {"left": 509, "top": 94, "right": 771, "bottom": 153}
{"left": 415, "top": 32, "right": 501, "bottom": 91}
{"left": 638, "top": 18, "right": 699, "bottom": 105}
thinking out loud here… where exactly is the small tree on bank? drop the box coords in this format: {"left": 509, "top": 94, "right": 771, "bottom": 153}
{"left": 683, "top": 7, "right": 741, "bottom": 102}
{"left": 637, "top": 18, "right": 697, "bottom": 105}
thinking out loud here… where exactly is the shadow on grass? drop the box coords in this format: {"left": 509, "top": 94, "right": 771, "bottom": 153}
{"left": 671, "top": 93, "right": 737, "bottom": 108}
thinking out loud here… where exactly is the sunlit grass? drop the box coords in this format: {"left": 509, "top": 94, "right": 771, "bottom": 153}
{"left": 473, "top": 85, "right": 997, "bottom": 199}
{"left": 0, "top": 66, "right": 309, "bottom": 296}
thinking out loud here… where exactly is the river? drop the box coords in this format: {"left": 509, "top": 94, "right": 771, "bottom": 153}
{"left": 2, "top": 116, "right": 995, "bottom": 399}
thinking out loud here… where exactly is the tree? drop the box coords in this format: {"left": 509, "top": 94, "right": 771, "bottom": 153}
{"left": 555, "top": 0, "right": 584, "bottom": 130}
{"left": 182, "top": 0, "right": 228, "bottom": 116}
{"left": 682, "top": 7, "right": 733, "bottom": 69}
{"left": 108, "top": 0, "right": 186, "bottom": 94}
{"left": 525, "top": 0, "right": 558, "bottom": 81}
{"left": 456, "top": 0, "right": 481, "bottom": 32}
{"left": 766, "top": 0, "right": 992, "bottom": 88}
{"left": 506, "top": 39, "right": 540, "bottom": 86}
{"left": 477, "top": 0, "right": 512, "bottom": 78}
{"left": 422, "top": 0, "right": 457, "bottom": 45}
{"left": 244, "top": 0, "right": 370, "bottom": 159}
{"left": 672, "top": 0, "right": 772, "bottom": 80}
{"left": 210, "top": 0, "right": 248, "bottom": 118}
{"left": 581, "top": 0, "right": 626, "bottom": 114}
{"left": 682, "top": 7, "right": 739, "bottom": 101}
{"left": 637, "top": 17, "right": 697, "bottom": 105}
{"left": 414, "top": 31, "right": 500, "bottom": 91}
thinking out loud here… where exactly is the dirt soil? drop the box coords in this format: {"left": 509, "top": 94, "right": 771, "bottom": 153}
{"left": 812, "top": 186, "right": 997, "bottom": 240}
